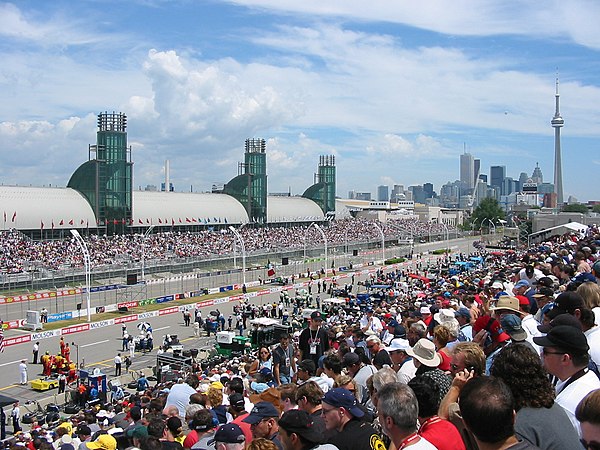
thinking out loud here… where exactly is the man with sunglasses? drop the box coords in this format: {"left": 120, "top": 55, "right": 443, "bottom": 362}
{"left": 534, "top": 325, "right": 600, "bottom": 437}
{"left": 243, "top": 401, "right": 283, "bottom": 449}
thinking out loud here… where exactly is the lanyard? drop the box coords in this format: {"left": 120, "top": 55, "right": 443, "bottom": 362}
{"left": 398, "top": 432, "right": 420, "bottom": 449}
{"left": 419, "top": 415, "right": 442, "bottom": 432}
{"left": 557, "top": 368, "right": 587, "bottom": 394}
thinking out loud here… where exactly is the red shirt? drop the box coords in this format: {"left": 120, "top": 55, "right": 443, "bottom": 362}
{"left": 419, "top": 416, "right": 466, "bottom": 450}
{"left": 232, "top": 413, "right": 253, "bottom": 445}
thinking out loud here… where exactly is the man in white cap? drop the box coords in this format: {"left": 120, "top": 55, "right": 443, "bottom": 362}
{"left": 386, "top": 339, "right": 416, "bottom": 384}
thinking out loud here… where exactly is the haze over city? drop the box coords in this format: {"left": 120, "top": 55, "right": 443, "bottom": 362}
{"left": 1, "top": 1, "right": 599, "bottom": 201}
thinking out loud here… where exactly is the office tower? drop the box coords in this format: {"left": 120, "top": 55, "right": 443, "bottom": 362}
{"left": 551, "top": 77, "right": 564, "bottom": 206}
{"left": 423, "top": 183, "right": 434, "bottom": 198}
{"left": 377, "top": 185, "right": 389, "bottom": 202}
{"left": 490, "top": 166, "right": 506, "bottom": 191}
{"left": 460, "top": 151, "right": 475, "bottom": 190}
{"left": 473, "top": 159, "right": 481, "bottom": 185}
{"left": 531, "top": 163, "right": 543, "bottom": 184}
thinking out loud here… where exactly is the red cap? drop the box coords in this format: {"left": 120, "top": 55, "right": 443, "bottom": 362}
{"left": 473, "top": 316, "right": 510, "bottom": 343}
{"left": 515, "top": 295, "right": 530, "bottom": 307}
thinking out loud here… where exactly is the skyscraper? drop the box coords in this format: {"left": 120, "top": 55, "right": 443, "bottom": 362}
{"left": 551, "top": 77, "right": 564, "bottom": 206}
{"left": 460, "top": 151, "right": 475, "bottom": 191}
{"left": 490, "top": 166, "right": 506, "bottom": 192}
{"left": 377, "top": 185, "right": 389, "bottom": 202}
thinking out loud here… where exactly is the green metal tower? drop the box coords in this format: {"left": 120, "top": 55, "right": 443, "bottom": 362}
{"left": 68, "top": 112, "right": 133, "bottom": 233}
{"left": 223, "top": 138, "right": 267, "bottom": 223}
{"left": 303, "top": 155, "right": 336, "bottom": 215}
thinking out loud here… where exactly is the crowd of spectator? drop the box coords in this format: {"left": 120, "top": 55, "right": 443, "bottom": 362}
{"left": 0, "top": 218, "right": 454, "bottom": 274}
{"left": 7, "top": 222, "right": 600, "bottom": 449}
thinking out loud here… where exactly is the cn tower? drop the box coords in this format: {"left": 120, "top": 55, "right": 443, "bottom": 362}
{"left": 551, "top": 77, "right": 564, "bottom": 206}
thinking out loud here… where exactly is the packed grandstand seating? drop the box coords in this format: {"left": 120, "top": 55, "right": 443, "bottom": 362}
{"left": 0, "top": 218, "right": 456, "bottom": 274}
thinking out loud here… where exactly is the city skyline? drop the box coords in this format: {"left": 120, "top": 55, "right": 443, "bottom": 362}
{"left": 1, "top": 2, "right": 600, "bottom": 202}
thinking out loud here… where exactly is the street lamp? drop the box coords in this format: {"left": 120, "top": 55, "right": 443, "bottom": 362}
{"left": 229, "top": 226, "right": 246, "bottom": 286}
{"left": 440, "top": 222, "right": 449, "bottom": 255}
{"left": 312, "top": 223, "right": 328, "bottom": 275}
{"left": 70, "top": 229, "right": 91, "bottom": 322}
{"left": 141, "top": 225, "right": 156, "bottom": 281}
{"left": 373, "top": 221, "right": 385, "bottom": 262}
{"left": 71, "top": 342, "right": 80, "bottom": 369}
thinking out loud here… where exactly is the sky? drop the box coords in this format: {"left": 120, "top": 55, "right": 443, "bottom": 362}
{"left": 1, "top": 1, "right": 600, "bottom": 202}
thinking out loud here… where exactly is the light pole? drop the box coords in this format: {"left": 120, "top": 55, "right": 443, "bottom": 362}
{"left": 373, "top": 221, "right": 385, "bottom": 262}
{"left": 229, "top": 226, "right": 246, "bottom": 286}
{"left": 70, "top": 229, "right": 91, "bottom": 322}
{"left": 71, "top": 342, "right": 80, "bottom": 369}
{"left": 141, "top": 225, "right": 156, "bottom": 281}
{"left": 440, "top": 222, "right": 449, "bottom": 255}
{"left": 312, "top": 223, "right": 328, "bottom": 275}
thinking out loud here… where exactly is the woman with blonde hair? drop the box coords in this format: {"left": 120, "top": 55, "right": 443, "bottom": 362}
{"left": 578, "top": 281, "right": 600, "bottom": 325}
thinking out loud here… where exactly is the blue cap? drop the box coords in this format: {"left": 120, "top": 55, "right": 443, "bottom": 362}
{"left": 209, "top": 423, "right": 245, "bottom": 445}
{"left": 242, "top": 402, "right": 280, "bottom": 424}
{"left": 322, "top": 388, "right": 364, "bottom": 418}
{"left": 514, "top": 279, "right": 530, "bottom": 288}
{"left": 454, "top": 307, "right": 471, "bottom": 320}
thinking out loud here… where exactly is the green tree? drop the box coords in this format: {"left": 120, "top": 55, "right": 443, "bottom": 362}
{"left": 593, "top": 205, "right": 600, "bottom": 214}
{"left": 562, "top": 203, "right": 589, "bottom": 213}
{"left": 469, "top": 198, "right": 505, "bottom": 230}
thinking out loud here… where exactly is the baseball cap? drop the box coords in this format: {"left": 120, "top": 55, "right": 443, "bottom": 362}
{"left": 322, "top": 388, "right": 364, "bottom": 418}
{"left": 454, "top": 307, "right": 471, "bottom": 320}
{"left": 385, "top": 338, "right": 410, "bottom": 353}
{"left": 553, "top": 291, "right": 585, "bottom": 314}
{"left": 387, "top": 319, "right": 399, "bottom": 328}
{"left": 533, "top": 325, "right": 589, "bottom": 354}
{"left": 342, "top": 352, "right": 360, "bottom": 367}
{"left": 228, "top": 393, "right": 246, "bottom": 411}
{"left": 126, "top": 425, "right": 148, "bottom": 439}
{"left": 473, "top": 316, "right": 511, "bottom": 343}
{"left": 76, "top": 425, "right": 92, "bottom": 436}
{"left": 500, "top": 314, "right": 527, "bottom": 342}
{"left": 209, "top": 424, "right": 245, "bottom": 445}
{"left": 592, "top": 260, "right": 600, "bottom": 274}
{"left": 419, "top": 306, "right": 431, "bottom": 315}
{"left": 85, "top": 435, "right": 117, "bottom": 450}
{"left": 537, "top": 313, "right": 583, "bottom": 334}
{"left": 515, "top": 295, "right": 530, "bottom": 307}
{"left": 514, "top": 280, "right": 530, "bottom": 289}
{"left": 242, "top": 402, "right": 280, "bottom": 425}
{"left": 297, "top": 359, "right": 316, "bottom": 374}
{"left": 310, "top": 311, "right": 324, "bottom": 321}
{"left": 278, "top": 410, "right": 322, "bottom": 444}
{"left": 533, "top": 287, "right": 554, "bottom": 298}
{"left": 491, "top": 281, "right": 504, "bottom": 289}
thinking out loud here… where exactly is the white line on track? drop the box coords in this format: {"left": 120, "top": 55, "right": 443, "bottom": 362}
{"left": 81, "top": 339, "right": 110, "bottom": 348}
{"left": 153, "top": 326, "right": 170, "bottom": 331}
{"left": 0, "top": 359, "right": 22, "bottom": 368}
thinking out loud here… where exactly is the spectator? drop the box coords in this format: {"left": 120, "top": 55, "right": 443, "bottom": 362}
{"left": 576, "top": 389, "right": 600, "bottom": 450}
{"left": 533, "top": 325, "right": 600, "bottom": 436}
{"left": 406, "top": 339, "right": 451, "bottom": 405}
{"left": 211, "top": 423, "right": 245, "bottom": 450}
{"left": 242, "top": 402, "right": 283, "bottom": 450}
{"left": 322, "top": 388, "right": 384, "bottom": 450}
{"left": 460, "top": 378, "right": 536, "bottom": 449}
{"left": 490, "top": 343, "right": 581, "bottom": 449}
{"left": 278, "top": 410, "right": 325, "bottom": 450}
{"left": 377, "top": 382, "right": 436, "bottom": 449}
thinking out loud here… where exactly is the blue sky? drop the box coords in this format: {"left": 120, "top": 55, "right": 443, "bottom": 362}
{"left": 1, "top": 1, "right": 599, "bottom": 202}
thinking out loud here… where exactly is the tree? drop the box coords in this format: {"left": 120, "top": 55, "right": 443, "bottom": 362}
{"left": 469, "top": 198, "right": 505, "bottom": 230}
{"left": 562, "top": 203, "right": 589, "bottom": 214}
{"left": 593, "top": 205, "right": 600, "bottom": 214}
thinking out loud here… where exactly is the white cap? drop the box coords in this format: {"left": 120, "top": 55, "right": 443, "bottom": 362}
{"left": 385, "top": 338, "right": 411, "bottom": 353}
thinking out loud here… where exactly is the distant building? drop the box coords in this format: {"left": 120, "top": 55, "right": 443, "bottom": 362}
{"left": 490, "top": 165, "right": 506, "bottom": 193}
{"left": 355, "top": 192, "right": 372, "bottom": 201}
{"left": 531, "top": 163, "right": 543, "bottom": 184}
{"left": 377, "top": 185, "right": 389, "bottom": 202}
{"left": 460, "top": 152, "right": 475, "bottom": 192}
{"left": 423, "top": 183, "right": 434, "bottom": 199}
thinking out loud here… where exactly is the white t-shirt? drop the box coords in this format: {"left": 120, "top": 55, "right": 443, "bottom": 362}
{"left": 585, "top": 326, "right": 600, "bottom": 367}
{"left": 555, "top": 370, "right": 600, "bottom": 436}
{"left": 165, "top": 383, "right": 198, "bottom": 417}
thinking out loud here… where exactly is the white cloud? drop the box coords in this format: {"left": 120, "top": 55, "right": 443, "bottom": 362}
{"left": 226, "top": 0, "right": 600, "bottom": 49}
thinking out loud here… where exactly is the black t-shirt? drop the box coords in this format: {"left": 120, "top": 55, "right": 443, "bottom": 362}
{"left": 328, "top": 418, "right": 385, "bottom": 450}
{"left": 298, "top": 327, "right": 330, "bottom": 366}
{"left": 272, "top": 344, "right": 294, "bottom": 377}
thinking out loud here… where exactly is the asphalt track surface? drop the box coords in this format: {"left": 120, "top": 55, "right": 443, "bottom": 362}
{"left": 0, "top": 238, "right": 478, "bottom": 406}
